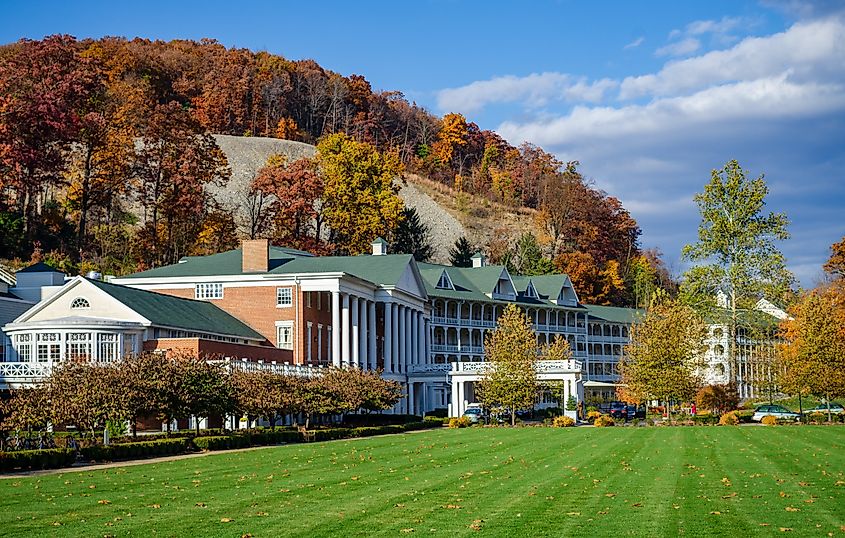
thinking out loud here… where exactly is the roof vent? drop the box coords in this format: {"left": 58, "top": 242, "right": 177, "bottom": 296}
{"left": 242, "top": 239, "right": 270, "bottom": 272}
{"left": 471, "top": 252, "right": 486, "bottom": 268}
{"left": 86, "top": 271, "right": 102, "bottom": 281}
{"left": 372, "top": 237, "right": 388, "bottom": 256}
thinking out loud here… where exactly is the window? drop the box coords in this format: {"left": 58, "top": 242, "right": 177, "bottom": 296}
{"left": 70, "top": 297, "right": 90, "bottom": 309}
{"left": 714, "top": 344, "right": 725, "bottom": 356}
{"left": 306, "top": 292, "right": 312, "bottom": 309}
{"left": 15, "top": 334, "right": 32, "bottom": 362}
{"left": 276, "top": 287, "right": 293, "bottom": 307}
{"left": 36, "top": 333, "right": 61, "bottom": 362}
{"left": 124, "top": 334, "right": 137, "bottom": 356}
{"left": 436, "top": 271, "right": 454, "bottom": 290}
{"left": 195, "top": 283, "right": 223, "bottom": 300}
{"left": 276, "top": 321, "right": 294, "bottom": 350}
{"left": 524, "top": 281, "right": 538, "bottom": 299}
{"left": 98, "top": 333, "right": 118, "bottom": 362}
{"left": 66, "top": 332, "right": 91, "bottom": 359}
{"left": 317, "top": 291, "right": 322, "bottom": 310}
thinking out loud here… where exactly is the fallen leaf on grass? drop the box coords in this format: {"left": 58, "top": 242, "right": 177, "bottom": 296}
{"left": 759, "top": 523, "right": 770, "bottom": 527}
{"left": 149, "top": 504, "right": 161, "bottom": 509}
{"left": 779, "top": 528, "right": 792, "bottom": 532}
{"left": 710, "top": 511, "right": 722, "bottom": 515}
{"left": 605, "top": 493, "right": 616, "bottom": 498}
{"left": 566, "top": 512, "right": 581, "bottom": 517}
{"left": 442, "top": 505, "right": 462, "bottom": 509}
{"left": 220, "top": 518, "right": 233, "bottom": 523}
{"left": 469, "top": 520, "right": 484, "bottom": 531}
{"left": 631, "top": 503, "right": 642, "bottom": 508}
{"left": 98, "top": 500, "right": 111, "bottom": 505}
{"left": 256, "top": 511, "right": 268, "bottom": 516}
{"left": 722, "top": 493, "right": 737, "bottom": 499}
{"left": 195, "top": 502, "right": 207, "bottom": 508}
{"left": 785, "top": 506, "right": 800, "bottom": 512}
{"left": 400, "top": 529, "right": 414, "bottom": 533}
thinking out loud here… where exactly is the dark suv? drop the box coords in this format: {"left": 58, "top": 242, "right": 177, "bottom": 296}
{"left": 609, "top": 402, "right": 627, "bottom": 419}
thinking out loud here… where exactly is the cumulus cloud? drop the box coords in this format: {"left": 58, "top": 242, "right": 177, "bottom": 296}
{"left": 435, "top": 72, "right": 617, "bottom": 114}
{"left": 623, "top": 16, "right": 845, "bottom": 99}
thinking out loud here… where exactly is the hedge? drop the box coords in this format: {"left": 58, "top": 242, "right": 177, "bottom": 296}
{"left": 0, "top": 448, "right": 76, "bottom": 472}
{"left": 80, "top": 438, "right": 191, "bottom": 462}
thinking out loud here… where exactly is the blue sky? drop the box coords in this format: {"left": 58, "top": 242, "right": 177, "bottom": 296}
{"left": 3, "top": 0, "right": 844, "bottom": 286}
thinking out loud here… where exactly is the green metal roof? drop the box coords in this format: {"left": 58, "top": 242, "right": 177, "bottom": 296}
{"left": 585, "top": 304, "right": 644, "bottom": 324}
{"left": 121, "top": 247, "right": 416, "bottom": 288}
{"left": 418, "top": 262, "right": 585, "bottom": 311}
{"left": 86, "top": 278, "right": 265, "bottom": 340}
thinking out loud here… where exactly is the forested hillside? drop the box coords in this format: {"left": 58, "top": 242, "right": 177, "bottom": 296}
{"left": 0, "top": 35, "right": 671, "bottom": 306}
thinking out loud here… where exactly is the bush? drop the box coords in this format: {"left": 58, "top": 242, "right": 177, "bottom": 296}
{"left": 761, "top": 415, "right": 778, "bottom": 426}
{"left": 424, "top": 416, "right": 448, "bottom": 426}
{"left": 692, "top": 415, "right": 719, "bottom": 425}
{"left": 81, "top": 438, "right": 191, "bottom": 462}
{"left": 593, "top": 415, "right": 614, "bottom": 427}
{"left": 719, "top": 412, "right": 739, "bottom": 426}
{"left": 193, "top": 435, "right": 250, "bottom": 451}
{"left": 586, "top": 410, "right": 602, "bottom": 424}
{"left": 0, "top": 448, "right": 76, "bottom": 472}
{"left": 427, "top": 408, "right": 448, "bottom": 418}
{"left": 552, "top": 416, "right": 575, "bottom": 428}
{"left": 448, "top": 417, "right": 472, "bottom": 429}
{"left": 343, "top": 414, "right": 421, "bottom": 427}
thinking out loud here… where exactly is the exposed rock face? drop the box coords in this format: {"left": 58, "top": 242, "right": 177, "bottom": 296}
{"left": 210, "top": 135, "right": 465, "bottom": 262}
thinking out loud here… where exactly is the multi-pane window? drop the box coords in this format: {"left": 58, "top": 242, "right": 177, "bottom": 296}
{"left": 98, "top": 333, "right": 118, "bottom": 362}
{"left": 124, "top": 334, "right": 137, "bottom": 356}
{"left": 195, "top": 283, "right": 223, "bottom": 300}
{"left": 276, "top": 287, "right": 293, "bottom": 307}
{"left": 66, "top": 332, "right": 91, "bottom": 359}
{"left": 36, "top": 333, "right": 61, "bottom": 362}
{"left": 276, "top": 322, "right": 294, "bottom": 350}
{"left": 15, "top": 334, "right": 32, "bottom": 362}
{"left": 306, "top": 292, "right": 312, "bottom": 309}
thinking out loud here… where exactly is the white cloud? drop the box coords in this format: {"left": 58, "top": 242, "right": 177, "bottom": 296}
{"left": 655, "top": 37, "right": 701, "bottom": 57}
{"left": 623, "top": 16, "right": 845, "bottom": 99}
{"left": 435, "top": 72, "right": 617, "bottom": 114}
{"left": 624, "top": 37, "right": 645, "bottom": 50}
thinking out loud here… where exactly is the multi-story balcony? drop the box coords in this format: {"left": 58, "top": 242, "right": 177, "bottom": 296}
{"left": 431, "top": 316, "right": 496, "bottom": 328}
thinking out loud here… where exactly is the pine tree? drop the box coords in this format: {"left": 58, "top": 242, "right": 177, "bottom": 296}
{"left": 389, "top": 207, "right": 434, "bottom": 262}
{"left": 449, "top": 236, "right": 474, "bottom": 267}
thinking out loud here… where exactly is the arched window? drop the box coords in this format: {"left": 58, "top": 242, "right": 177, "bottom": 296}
{"left": 70, "top": 297, "right": 90, "bottom": 309}
{"left": 714, "top": 344, "right": 725, "bottom": 356}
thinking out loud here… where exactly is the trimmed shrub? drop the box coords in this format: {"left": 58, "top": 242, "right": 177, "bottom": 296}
{"left": 343, "top": 414, "right": 422, "bottom": 427}
{"left": 193, "top": 435, "right": 250, "bottom": 451}
{"left": 593, "top": 415, "right": 614, "bottom": 427}
{"left": 448, "top": 417, "right": 472, "bottom": 428}
{"left": 81, "top": 438, "right": 191, "bottom": 462}
{"left": 423, "top": 416, "right": 448, "bottom": 427}
{"left": 552, "top": 416, "right": 575, "bottom": 428}
{"left": 0, "top": 448, "right": 76, "bottom": 472}
{"left": 761, "top": 415, "right": 778, "bottom": 426}
{"left": 692, "top": 415, "right": 719, "bottom": 425}
{"left": 719, "top": 412, "right": 739, "bottom": 426}
{"left": 427, "top": 408, "right": 449, "bottom": 418}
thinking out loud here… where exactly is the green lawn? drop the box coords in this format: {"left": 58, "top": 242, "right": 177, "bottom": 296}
{"left": 2, "top": 426, "right": 845, "bottom": 537}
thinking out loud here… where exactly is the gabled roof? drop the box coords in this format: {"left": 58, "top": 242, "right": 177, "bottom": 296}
{"left": 585, "top": 304, "right": 643, "bottom": 324}
{"left": 16, "top": 261, "right": 62, "bottom": 274}
{"left": 119, "top": 247, "right": 422, "bottom": 292}
{"left": 85, "top": 278, "right": 265, "bottom": 340}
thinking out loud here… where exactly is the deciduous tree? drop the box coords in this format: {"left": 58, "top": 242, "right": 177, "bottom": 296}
{"left": 682, "top": 160, "right": 793, "bottom": 381}
{"left": 477, "top": 304, "right": 539, "bottom": 425}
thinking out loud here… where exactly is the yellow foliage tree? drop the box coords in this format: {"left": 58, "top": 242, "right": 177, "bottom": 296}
{"left": 432, "top": 112, "right": 468, "bottom": 165}
{"left": 316, "top": 133, "right": 404, "bottom": 255}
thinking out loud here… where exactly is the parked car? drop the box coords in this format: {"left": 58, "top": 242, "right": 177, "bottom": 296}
{"left": 752, "top": 404, "right": 800, "bottom": 422}
{"left": 462, "top": 405, "right": 484, "bottom": 424}
{"left": 627, "top": 405, "right": 645, "bottom": 420}
{"left": 805, "top": 402, "right": 845, "bottom": 415}
{"left": 609, "top": 402, "right": 627, "bottom": 419}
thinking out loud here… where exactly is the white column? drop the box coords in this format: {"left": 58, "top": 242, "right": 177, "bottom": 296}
{"left": 351, "top": 295, "right": 359, "bottom": 368}
{"left": 417, "top": 312, "right": 425, "bottom": 366}
{"left": 405, "top": 307, "right": 412, "bottom": 372}
{"left": 358, "top": 298, "right": 367, "bottom": 369}
{"left": 424, "top": 319, "right": 431, "bottom": 365}
{"left": 341, "top": 293, "right": 350, "bottom": 367}
{"left": 397, "top": 305, "right": 405, "bottom": 373}
{"left": 318, "top": 324, "right": 323, "bottom": 363}
{"left": 306, "top": 322, "right": 313, "bottom": 363}
{"left": 331, "top": 291, "right": 341, "bottom": 367}
{"left": 408, "top": 382, "right": 415, "bottom": 416}
{"left": 368, "top": 301, "right": 377, "bottom": 370}
{"left": 384, "top": 302, "right": 393, "bottom": 373}
{"left": 457, "top": 381, "right": 465, "bottom": 415}
{"left": 450, "top": 380, "right": 459, "bottom": 417}
{"left": 409, "top": 310, "right": 417, "bottom": 368}
{"left": 391, "top": 304, "right": 400, "bottom": 373}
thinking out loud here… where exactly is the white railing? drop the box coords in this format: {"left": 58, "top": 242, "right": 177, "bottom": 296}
{"left": 217, "top": 357, "right": 324, "bottom": 378}
{"left": 410, "top": 363, "right": 451, "bottom": 374}
{"left": 432, "top": 317, "right": 496, "bottom": 328}
{"left": 431, "top": 344, "right": 459, "bottom": 353}
{"left": 0, "top": 362, "right": 53, "bottom": 385}
{"left": 451, "top": 359, "right": 583, "bottom": 374}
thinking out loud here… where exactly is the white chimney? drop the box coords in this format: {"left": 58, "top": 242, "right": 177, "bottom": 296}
{"left": 472, "top": 252, "right": 486, "bottom": 268}
{"left": 372, "top": 237, "right": 388, "bottom": 256}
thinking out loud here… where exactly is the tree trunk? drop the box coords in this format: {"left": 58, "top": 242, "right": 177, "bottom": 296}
{"left": 511, "top": 409, "right": 516, "bottom": 426}
{"left": 827, "top": 394, "right": 833, "bottom": 423}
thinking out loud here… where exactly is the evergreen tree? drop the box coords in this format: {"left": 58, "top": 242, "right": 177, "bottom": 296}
{"left": 449, "top": 236, "right": 475, "bottom": 267}
{"left": 389, "top": 207, "right": 434, "bottom": 262}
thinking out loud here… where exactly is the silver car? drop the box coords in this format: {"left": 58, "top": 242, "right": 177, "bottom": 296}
{"left": 752, "top": 404, "right": 800, "bottom": 422}
{"left": 462, "top": 407, "right": 484, "bottom": 424}
{"left": 805, "top": 402, "right": 845, "bottom": 415}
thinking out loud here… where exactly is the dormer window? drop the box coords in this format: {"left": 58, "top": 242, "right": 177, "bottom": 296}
{"left": 70, "top": 297, "right": 90, "bottom": 309}
{"left": 436, "top": 270, "right": 454, "bottom": 290}
{"left": 525, "top": 281, "right": 538, "bottom": 299}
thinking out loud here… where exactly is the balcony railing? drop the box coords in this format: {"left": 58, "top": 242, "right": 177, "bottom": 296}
{"left": 0, "top": 361, "right": 53, "bottom": 386}
{"left": 431, "top": 316, "right": 496, "bottom": 328}
{"left": 431, "top": 344, "right": 485, "bottom": 354}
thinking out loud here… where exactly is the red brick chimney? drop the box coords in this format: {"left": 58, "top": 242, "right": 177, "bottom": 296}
{"left": 242, "top": 239, "right": 269, "bottom": 272}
